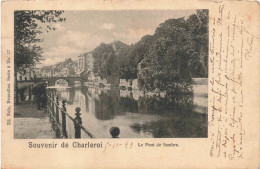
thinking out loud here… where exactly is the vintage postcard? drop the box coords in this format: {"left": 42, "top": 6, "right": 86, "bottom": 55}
{"left": 1, "top": 0, "right": 260, "bottom": 168}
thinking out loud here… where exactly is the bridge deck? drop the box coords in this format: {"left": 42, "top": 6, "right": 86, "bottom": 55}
{"left": 44, "top": 77, "right": 86, "bottom": 86}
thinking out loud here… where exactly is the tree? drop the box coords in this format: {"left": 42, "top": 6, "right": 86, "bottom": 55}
{"left": 138, "top": 10, "right": 208, "bottom": 93}
{"left": 119, "top": 35, "right": 154, "bottom": 80}
{"left": 138, "top": 18, "right": 193, "bottom": 93}
{"left": 14, "top": 10, "right": 65, "bottom": 104}
{"left": 92, "top": 41, "right": 130, "bottom": 81}
{"left": 93, "top": 43, "right": 115, "bottom": 79}
{"left": 91, "top": 10, "right": 208, "bottom": 92}
{"left": 186, "top": 9, "right": 209, "bottom": 77}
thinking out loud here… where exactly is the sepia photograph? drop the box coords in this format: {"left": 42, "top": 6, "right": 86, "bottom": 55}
{"left": 2, "top": 0, "right": 260, "bottom": 168}
{"left": 14, "top": 10, "right": 209, "bottom": 139}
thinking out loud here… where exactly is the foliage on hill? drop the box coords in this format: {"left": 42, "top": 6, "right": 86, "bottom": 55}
{"left": 92, "top": 41, "right": 131, "bottom": 79}
{"left": 92, "top": 9, "right": 208, "bottom": 92}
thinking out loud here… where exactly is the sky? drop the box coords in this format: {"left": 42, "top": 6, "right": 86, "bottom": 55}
{"left": 37, "top": 10, "right": 196, "bottom": 67}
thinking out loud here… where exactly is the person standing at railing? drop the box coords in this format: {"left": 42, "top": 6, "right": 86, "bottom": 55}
{"left": 40, "top": 82, "right": 48, "bottom": 110}
{"left": 33, "top": 81, "right": 47, "bottom": 110}
{"left": 33, "top": 84, "right": 41, "bottom": 110}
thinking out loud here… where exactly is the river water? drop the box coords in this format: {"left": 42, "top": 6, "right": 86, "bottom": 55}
{"left": 48, "top": 84, "right": 208, "bottom": 138}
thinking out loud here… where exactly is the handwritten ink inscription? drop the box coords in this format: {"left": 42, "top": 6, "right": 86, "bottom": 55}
{"left": 209, "top": 4, "right": 255, "bottom": 159}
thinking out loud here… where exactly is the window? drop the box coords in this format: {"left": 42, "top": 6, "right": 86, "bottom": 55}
{"left": 25, "top": 77, "right": 27, "bottom": 81}
{"left": 19, "top": 75, "right": 22, "bottom": 81}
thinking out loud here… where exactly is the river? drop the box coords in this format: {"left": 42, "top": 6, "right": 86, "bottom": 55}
{"left": 48, "top": 84, "right": 208, "bottom": 138}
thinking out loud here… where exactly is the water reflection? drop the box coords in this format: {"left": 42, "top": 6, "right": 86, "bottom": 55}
{"left": 50, "top": 85, "right": 208, "bottom": 138}
{"left": 94, "top": 91, "right": 117, "bottom": 120}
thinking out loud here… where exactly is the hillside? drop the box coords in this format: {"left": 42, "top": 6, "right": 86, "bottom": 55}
{"left": 89, "top": 9, "right": 208, "bottom": 92}
{"left": 92, "top": 41, "right": 131, "bottom": 81}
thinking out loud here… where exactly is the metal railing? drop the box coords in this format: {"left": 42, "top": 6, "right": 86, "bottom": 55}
{"left": 47, "top": 92, "right": 94, "bottom": 139}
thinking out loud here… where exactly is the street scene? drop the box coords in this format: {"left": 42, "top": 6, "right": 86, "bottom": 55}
{"left": 14, "top": 10, "right": 208, "bottom": 139}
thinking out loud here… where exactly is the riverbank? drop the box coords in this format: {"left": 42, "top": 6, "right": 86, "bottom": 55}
{"left": 14, "top": 101, "right": 55, "bottom": 139}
